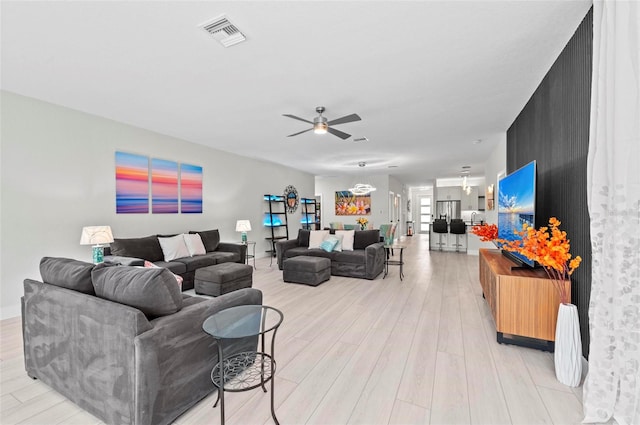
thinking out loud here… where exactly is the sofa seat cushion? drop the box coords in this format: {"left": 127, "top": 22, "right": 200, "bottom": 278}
{"left": 175, "top": 254, "right": 218, "bottom": 272}
{"left": 151, "top": 260, "right": 187, "bottom": 275}
{"left": 40, "top": 257, "right": 95, "bottom": 294}
{"left": 109, "top": 236, "right": 164, "bottom": 262}
{"left": 206, "top": 251, "right": 240, "bottom": 264}
{"left": 181, "top": 294, "right": 207, "bottom": 308}
{"left": 91, "top": 264, "right": 183, "bottom": 317}
{"left": 284, "top": 247, "right": 334, "bottom": 260}
{"left": 332, "top": 250, "right": 367, "bottom": 265}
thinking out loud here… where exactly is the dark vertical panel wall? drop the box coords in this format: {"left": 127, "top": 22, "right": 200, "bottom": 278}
{"left": 507, "top": 9, "right": 592, "bottom": 357}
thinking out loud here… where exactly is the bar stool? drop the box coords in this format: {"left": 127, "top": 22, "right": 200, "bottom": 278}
{"left": 449, "top": 219, "right": 466, "bottom": 252}
{"left": 432, "top": 219, "right": 448, "bottom": 250}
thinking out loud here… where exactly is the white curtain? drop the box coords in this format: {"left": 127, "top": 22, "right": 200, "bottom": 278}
{"left": 584, "top": 1, "right": 640, "bottom": 424}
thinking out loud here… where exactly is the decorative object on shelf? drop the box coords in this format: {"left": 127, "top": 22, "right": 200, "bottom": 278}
{"left": 235, "top": 220, "right": 251, "bottom": 243}
{"left": 80, "top": 226, "right": 114, "bottom": 263}
{"left": 335, "top": 190, "right": 371, "bottom": 216}
{"left": 356, "top": 217, "right": 368, "bottom": 230}
{"left": 283, "top": 185, "right": 299, "bottom": 213}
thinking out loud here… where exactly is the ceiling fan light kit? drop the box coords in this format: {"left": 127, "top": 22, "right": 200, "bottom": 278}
{"left": 284, "top": 106, "right": 361, "bottom": 140}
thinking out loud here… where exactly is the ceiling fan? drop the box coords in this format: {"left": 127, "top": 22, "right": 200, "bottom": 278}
{"left": 283, "top": 106, "right": 361, "bottom": 140}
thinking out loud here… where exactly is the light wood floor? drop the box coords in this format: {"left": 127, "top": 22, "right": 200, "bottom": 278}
{"left": 0, "top": 234, "right": 588, "bottom": 425}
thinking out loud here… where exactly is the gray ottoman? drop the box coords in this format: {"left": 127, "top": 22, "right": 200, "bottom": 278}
{"left": 195, "top": 263, "right": 253, "bottom": 296}
{"left": 283, "top": 256, "right": 331, "bottom": 286}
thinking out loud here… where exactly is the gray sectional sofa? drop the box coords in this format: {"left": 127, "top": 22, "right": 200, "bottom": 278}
{"left": 22, "top": 257, "right": 262, "bottom": 425}
{"left": 105, "top": 229, "right": 246, "bottom": 291}
{"left": 276, "top": 229, "right": 385, "bottom": 280}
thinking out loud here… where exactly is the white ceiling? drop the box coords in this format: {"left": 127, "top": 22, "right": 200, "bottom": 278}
{"left": 1, "top": 1, "right": 592, "bottom": 187}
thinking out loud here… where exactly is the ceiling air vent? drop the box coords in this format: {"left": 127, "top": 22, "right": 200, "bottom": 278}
{"left": 199, "top": 15, "right": 246, "bottom": 47}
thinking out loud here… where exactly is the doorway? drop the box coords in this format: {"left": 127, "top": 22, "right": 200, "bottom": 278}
{"left": 418, "top": 195, "right": 431, "bottom": 234}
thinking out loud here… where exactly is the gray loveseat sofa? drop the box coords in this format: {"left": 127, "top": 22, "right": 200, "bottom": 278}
{"left": 276, "top": 229, "right": 385, "bottom": 279}
{"left": 22, "top": 257, "right": 262, "bottom": 425}
{"left": 105, "top": 229, "right": 246, "bottom": 291}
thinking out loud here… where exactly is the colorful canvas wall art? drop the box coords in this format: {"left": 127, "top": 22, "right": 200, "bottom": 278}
{"left": 335, "top": 191, "right": 371, "bottom": 216}
{"left": 115, "top": 152, "right": 149, "bottom": 213}
{"left": 180, "top": 163, "right": 203, "bottom": 214}
{"left": 151, "top": 159, "right": 179, "bottom": 213}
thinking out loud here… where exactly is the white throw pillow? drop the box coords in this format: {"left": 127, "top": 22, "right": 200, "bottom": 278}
{"left": 336, "top": 230, "right": 355, "bottom": 251}
{"left": 158, "top": 234, "right": 190, "bottom": 261}
{"left": 308, "top": 230, "right": 330, "bottom": 249}
{"left": 183, "top": 233, "right": 206, "bottom": 256}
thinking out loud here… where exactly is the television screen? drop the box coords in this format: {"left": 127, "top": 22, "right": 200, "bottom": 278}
{"left": 498, "top": 160, "right": 536, "bottom": 267}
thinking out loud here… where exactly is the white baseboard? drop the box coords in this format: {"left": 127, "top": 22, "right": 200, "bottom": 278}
{"left": 1, "top": 304, "right": 21, "bottom": 321}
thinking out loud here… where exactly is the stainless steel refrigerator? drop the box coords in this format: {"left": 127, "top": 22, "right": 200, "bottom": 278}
{"left": 436, "top": 200, "right": 461, "bottom": 222}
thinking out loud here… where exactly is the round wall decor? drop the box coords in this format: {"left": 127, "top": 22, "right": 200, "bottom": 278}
{"left": 284, "top": 185, "right": 299, "bottom": 213}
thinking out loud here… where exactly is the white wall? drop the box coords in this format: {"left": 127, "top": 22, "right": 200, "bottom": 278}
{"left": 315, "top": 175, "right": 390, "bottom": 229}
{"left": 467, "top": 133, "right": 507, "bottom": 255}
{"left": 0, "top": 91, "right": 314, "bottom": 319}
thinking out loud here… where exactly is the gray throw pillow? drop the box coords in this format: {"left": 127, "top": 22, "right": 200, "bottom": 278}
{"left": 109, "top": 236, "right": 164, "bottom": 262}
{"left": 91, "top": 264, "right": 182, "bottom": 317}
{"left": 40, "top": 257, "right": 95, "bottom": 294}
{"left": 189, "top": 229, "right": 220, "bottom": 252}
{"left": 353, "top": 229, "right": 381, "bottom": 250}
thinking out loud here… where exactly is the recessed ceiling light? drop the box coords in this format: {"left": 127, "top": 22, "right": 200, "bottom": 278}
{"left": 462, "top": 165, "right": 471, "bottom": 169}
{"left": 473, "top": 139, "right": 482, "bottom": 145}
{"left": 388, "top": 165, "right": 398, "bottom": 168}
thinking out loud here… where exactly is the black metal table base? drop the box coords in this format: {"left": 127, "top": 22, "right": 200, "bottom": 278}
{"left": 383, "top": 247, "right": 405, "bottom": 281}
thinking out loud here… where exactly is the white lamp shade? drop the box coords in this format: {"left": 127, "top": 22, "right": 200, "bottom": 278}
{"left": 235, "top": 220, "right": 252, "bottom": 232}
{"left": 80, "top": 226, "right": 114, "bottom": 245}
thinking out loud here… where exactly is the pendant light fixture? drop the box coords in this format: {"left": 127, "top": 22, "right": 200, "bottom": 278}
{"left": 349, "top": 162, "right": 377, "bottom": 195}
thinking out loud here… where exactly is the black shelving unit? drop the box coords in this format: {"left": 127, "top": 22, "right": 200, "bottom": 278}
{"left": 264, "top": 194, "right": 289, "bottom": 262}
{"left": 300, "top": 198, "right": 319, "bottom": 230}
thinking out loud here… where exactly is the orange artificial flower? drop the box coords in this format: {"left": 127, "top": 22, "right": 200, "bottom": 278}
{"left": 471, "top": 223, "right": 499, "bottom": 242}
{"left": 501, "top": 217, "right": 581, "bottom": 304}
{"left": 472, "top": 218, "right": 581, "bottom": 304}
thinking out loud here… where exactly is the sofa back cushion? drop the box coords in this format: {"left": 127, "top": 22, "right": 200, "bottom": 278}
{"left": 91, "top": 264, "right": 182, "bottom": 317}
{"left": 297, "top": 229, "right": 311, "bottom": 247}
{"left": 189, "top": 229, "right": 220, "bottom": 252}
{"left": 40, "top": 257, "right": 95, "bottom": 294}
{"left": 109, "top": 236, "right": 164, "bottom": 262}
{"left": 353, "top": 229, "right": 380, "bottom": 250}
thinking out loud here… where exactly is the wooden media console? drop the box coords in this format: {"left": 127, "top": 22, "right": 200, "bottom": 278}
{"left": 479, "top": 249, "right": 570, "bottom": 352}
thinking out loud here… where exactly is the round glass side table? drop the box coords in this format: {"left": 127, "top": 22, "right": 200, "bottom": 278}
{"left": 203, "top": 305, "right": 284, "bottom": 425}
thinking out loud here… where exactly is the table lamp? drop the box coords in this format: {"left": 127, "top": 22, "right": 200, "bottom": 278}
{"left": 80, "top": 225, "right": 114, "bottom": 263}
{"left": 235, "top": 220, "right": 251, "bottom": 243}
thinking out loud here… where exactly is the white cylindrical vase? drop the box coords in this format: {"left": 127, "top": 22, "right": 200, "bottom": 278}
{"left": 554, "top": 303, "right": 583, "bottom": 387}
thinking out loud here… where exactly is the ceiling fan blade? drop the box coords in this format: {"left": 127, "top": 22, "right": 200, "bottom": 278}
{"left": 327, "top": 127, "right": 351, "bottom": 140}
{"left": 327, "top": 113, "right": 361, "bottom": 126}
{"left": 287, "top": 128, "right": 313, "bottom": 137}
{"left": 283, "top": 114, "right": 313, "bottom": 124}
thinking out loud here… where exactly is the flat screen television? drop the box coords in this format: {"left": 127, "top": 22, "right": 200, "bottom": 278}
{"left": 497, "top": 160, "right": 536, "bottom": 267}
